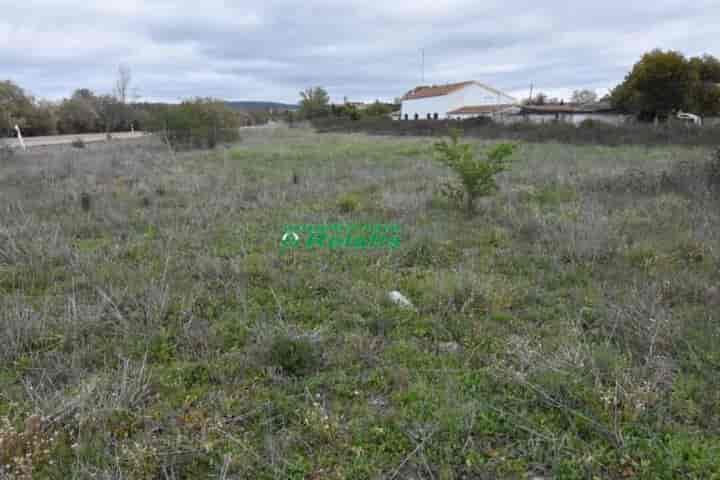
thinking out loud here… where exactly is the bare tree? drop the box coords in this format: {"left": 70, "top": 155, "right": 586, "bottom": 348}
{"left": 100, "top": 64, "right": 134, "bottom": 136}
{"left": 113, "top": 64, "right": 132, "bottom": 104}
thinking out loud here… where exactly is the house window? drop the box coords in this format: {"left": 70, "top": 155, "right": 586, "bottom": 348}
{"left": 414, "top": 114, "right": 419, "bottom": 120}
{"left": 433, "top": 113, "right": 439, "bottom": 120}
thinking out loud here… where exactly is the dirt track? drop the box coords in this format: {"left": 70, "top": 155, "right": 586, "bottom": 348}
{"left": 3, "top": 131, "right": 148, "bottom": 149}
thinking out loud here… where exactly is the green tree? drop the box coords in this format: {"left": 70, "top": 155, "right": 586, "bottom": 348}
{"left": 364, "top": 100, "right": 393, "bottom": 117}
{"left": 610, "top": 49, "right": 692, "bottom": 121}
{"left": 146, "top": 98, "right": 241, "bottom": 150}
{"left": 299, "top": 87, "right": 330, "bottom": 119}
{"left": 686, "top": 55, "right": 720, "bottom": 117}
{"left": 0, "top": 80, "right": 33, "bottom": 136}
{"left": 95, "top": 94, "right": 126, "bottom": 134}
{"left": 25, "top": 100, "right": 58, "bottom": 136}
{"left": 57, "top": 89, "right": 99, "bottom": 134}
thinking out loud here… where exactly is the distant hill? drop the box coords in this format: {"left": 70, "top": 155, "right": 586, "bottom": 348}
{"left": 225, "top": 101, "right": 299, "bottom": 112}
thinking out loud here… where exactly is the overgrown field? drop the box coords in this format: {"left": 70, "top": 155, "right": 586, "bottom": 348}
{"left": 1, "top": 126, "right": 720, "bottom": 479}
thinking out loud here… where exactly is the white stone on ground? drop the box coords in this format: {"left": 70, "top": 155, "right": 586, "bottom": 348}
{"left": 388, "top": 290, "right": 415, "bottom": 310}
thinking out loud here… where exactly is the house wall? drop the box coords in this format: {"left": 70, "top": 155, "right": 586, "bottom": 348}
{"left": 400, "top": 83, "right": 517, "bottom": 120}
{"left": 400, "top": 89, "right": 464, "bottom": 120}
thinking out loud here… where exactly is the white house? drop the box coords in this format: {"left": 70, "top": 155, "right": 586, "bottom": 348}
{"left": 399, "top": 81, "right": 518, "bottom": 120}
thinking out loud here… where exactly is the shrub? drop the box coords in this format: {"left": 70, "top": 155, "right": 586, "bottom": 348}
{"left": 579, "top": 119, "right": 599, "bottom": 128}
{"left": 337, "top": 193, "right": 360, "bottom": 213}
{"left": 433, "top": 128, "right": 517, "bottom": 213}
{"left": 80, "top": 192, "right": 91, "bottom": 211}
{"left": 147, "top": 98, "right": 241, "bottom": 151}
{"left": 268, "top": 335, "right": 319, "bottom": 377}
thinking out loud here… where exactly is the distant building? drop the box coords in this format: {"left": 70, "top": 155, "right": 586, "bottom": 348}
{"left": 515, "top": 102, "right": 630, "bottom": 126}
{"left": 399, "top": 81, "right": 518, "bottom": 120}
{"left": 447, "top": 104, "right": 520, "bottom": 120}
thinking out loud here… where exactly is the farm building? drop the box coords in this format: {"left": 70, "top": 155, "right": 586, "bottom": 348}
{"left": 515, "top": 102, "right": 630, "bottom": 126}
{"left": 399, "top": 81, "right": 518, "bottom": 120}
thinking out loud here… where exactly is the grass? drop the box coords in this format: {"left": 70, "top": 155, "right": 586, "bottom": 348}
{"left": 312, "top": 116, "right": 720, "bottom": 147}
{"left": 1, "top": 125, "right": 719, "bottom": 478}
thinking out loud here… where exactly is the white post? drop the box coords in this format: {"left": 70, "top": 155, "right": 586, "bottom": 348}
{"left": 14, "top": 125, "right": 26, "bottom": 151}
{"left": 130, "top": 122, "right": 135, "bottom": 135}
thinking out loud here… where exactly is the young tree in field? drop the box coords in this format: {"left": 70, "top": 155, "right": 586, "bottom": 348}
{"left": 433, "top": 129, "right": 517, "bottom": 215}
{"left": 299, "top": 87, "right": 330, "bottom": 119}
{"left": 571, "top": 89, "right": 598, "bottom": 105}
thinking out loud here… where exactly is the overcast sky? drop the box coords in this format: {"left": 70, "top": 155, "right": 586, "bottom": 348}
{"left": 1, "top": 0, "right": 718, "bottom": 104}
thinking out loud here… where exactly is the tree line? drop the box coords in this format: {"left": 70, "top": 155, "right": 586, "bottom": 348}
{"left": 294, "top": 86, "right": 399, "bottom": 122}
{"left": 0, "top": 66, "right": 253, "bottom": 146}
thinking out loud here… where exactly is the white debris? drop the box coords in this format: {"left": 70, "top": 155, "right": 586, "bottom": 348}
{"left": 388, "top": 290, "right": 415, "bottom": 310}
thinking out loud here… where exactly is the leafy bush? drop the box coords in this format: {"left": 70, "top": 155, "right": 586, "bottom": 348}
{"left": 337, "top": 193, "right": 360, "bottom": 213}
{"left": 268, "top": 335, "right": 319, "bottom": 377}
{"left": 579, "top": 118, "right": 599, "bottom": 128}
{"left": 146, "top": 98, "right": 241, "bottom": 150}
{"left": 433, "top": 129, "right": 517, "bottom": 213}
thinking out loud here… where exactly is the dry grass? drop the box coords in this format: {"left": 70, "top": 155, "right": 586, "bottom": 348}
{"left": 1, "top": 125, "right": 719, "bottom": 478}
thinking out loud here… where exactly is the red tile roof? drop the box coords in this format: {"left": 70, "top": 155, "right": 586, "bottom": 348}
{"left": 402, "top": 81, "right": 473, "bottom": 100}
{"left": 402, "top": 81, "right": 510, "bottom": 101}
{"left": 447, "top": 104, "right": 516, "bottom": 115}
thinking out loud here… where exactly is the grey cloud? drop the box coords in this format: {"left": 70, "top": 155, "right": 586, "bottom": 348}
{"left": 0, "top": 1, "right": 718, "bottom": 103}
